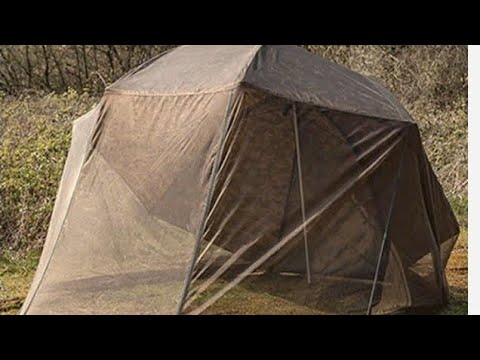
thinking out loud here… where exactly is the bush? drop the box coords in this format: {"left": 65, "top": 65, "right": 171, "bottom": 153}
{"left": 0, "top": 90, "right": 98, "bottom": 252}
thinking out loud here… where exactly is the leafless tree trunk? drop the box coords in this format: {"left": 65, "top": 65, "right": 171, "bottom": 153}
{"left": 92, "top": 45, "right": 99, "bottom": 72}
{"left": 110, "top": 45, "right": 127, "bottom": 73}
{"left": 0, "top": 67, "right": 12, "bottom": 90}
{"left": 4, "top": 46, "right": 29, "bottom": 89}
{"left": 51, "top": 47, "right": 67, "bottom": 91}
{"left": 105, "top": 46, "right": 116, "bottom": 77}
{"left": 0, "top": 48, "right": 20, "bottom": 87}
{"left": 42, "top": 46, "right": 51, "bottom": 90}
{"left": 74, "top": 46, "right": 83, "bottom": 89}
{"left": 25, "top": 45, "right": 32, "bottom": 88}
{"left": 126, "top": 45, "right": 135, "bottom": 70}
{"left": 82, "top": 45, "right": 89, "bottom": 81}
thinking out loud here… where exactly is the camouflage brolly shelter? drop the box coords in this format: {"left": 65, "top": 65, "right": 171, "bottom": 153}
{"left": 21, "top": 45, "right": 459, "bottom": 315}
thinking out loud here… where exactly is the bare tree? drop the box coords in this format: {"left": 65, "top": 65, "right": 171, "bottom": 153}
{"left": 41, "top": 45, "right": 51, "bottom": 90}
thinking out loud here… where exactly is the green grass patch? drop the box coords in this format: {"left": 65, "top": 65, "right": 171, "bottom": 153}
{"left": 449, "top": 195, "right": 468, "bottom": 228}
{"left": 0, "top": 251, "right": 39, "bottom": 314}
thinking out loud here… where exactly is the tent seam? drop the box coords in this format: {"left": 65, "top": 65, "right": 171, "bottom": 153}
{"left": 235, "top": 45, "right": 263, "bottom": 84}
{"left": 105, "top": 84, "right": 240, "bottom": 98}
{"left": 322, "top": 114, "right": 402, "bottom": 272}
{"left": 275, "top": 124, "right": 299, "bottom": 250}
{"left": 106, "top": 80, "right": 410, "bottom": 123}
{"left": 176, "top": 90, "right": 236, "bottom": 314}
{"left": 239, "top": 82, "right": 411, "bottom": 123}
{"left": 412, "top": 128, "right": 450, "bottom": 303}
{"left": 95, "top": 152, "right": 193, "bottom": 238}
{"left": 364, "top": 77, "right": 411, "bottom": 122}
{"left": 105, "top": 47, "right": 179, "bottom": 92}
{"left": 391, "top": 244, "right": 412, "bottom": 308}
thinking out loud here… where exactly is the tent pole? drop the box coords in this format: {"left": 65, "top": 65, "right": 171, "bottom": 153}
{"left": 292, "top": 103, "right": 312, "bottom": 285}
{"left": 176, "top": 92, "right": 235, "bottom": 315}
{"left": 367, "top": 131, "right": 407, "bottom": 315}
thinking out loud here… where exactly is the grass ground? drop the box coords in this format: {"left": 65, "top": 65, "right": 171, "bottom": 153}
{"left": 438, "top": 229, "right": 468, "bottom": 315}
{"left": 201, "top": 229, "right": 468, "bottom": 315}
{"left": 0, "top": 229, "right": 468, "bottom": 315}
{"left": 0, "top": 251, "right": 38, "bottom": 315}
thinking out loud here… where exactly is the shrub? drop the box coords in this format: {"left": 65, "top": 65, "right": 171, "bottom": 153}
{"left": 0, "top": 90, "right": 98, "bottom": 252}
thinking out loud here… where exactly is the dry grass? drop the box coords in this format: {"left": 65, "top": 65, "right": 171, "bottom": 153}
{"left": 439, "top": 230, "right": 468, "bottom": 315}
{"left": 201, "top": 230, "right": 468, "bottom": 316}
{"left": 1, "top": 229, "right": 467, "bottom": 315}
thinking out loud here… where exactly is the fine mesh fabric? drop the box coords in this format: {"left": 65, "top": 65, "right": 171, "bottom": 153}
{"left": 22, "top": 45, "right": 459, "bottom": 315}
{"left": 384, "top": 126, "right": 459, "bottom": 310}
{"left": 20, "top": 105, "right": 101, "bottom": 314}
{"left": 23, "top": 91, "right": 231, "bottom": 314}
{"left": 184, "top": 89, "right": 410, "bottom": 314}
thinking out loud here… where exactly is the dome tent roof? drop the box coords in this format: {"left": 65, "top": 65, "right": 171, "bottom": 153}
{"left": 109, "top": 45, "right": 412, "bottom": 122}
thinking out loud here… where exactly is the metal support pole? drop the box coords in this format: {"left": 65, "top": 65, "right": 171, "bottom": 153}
{"left": 367, "top": 131, "right": 407, "bottom": 315}
{"left": 292, "top": 103, "right": 312, "bottom": 285}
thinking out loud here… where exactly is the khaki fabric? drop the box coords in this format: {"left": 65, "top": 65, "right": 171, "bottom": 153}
{"left": 20, "top": 105, "right": 101, "bottom": 314}
{"left": 110, "top": 45, "right": 411, "bottom": 121}
{"left": 22, "top": 46, "right": 459, "bottom": 315}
